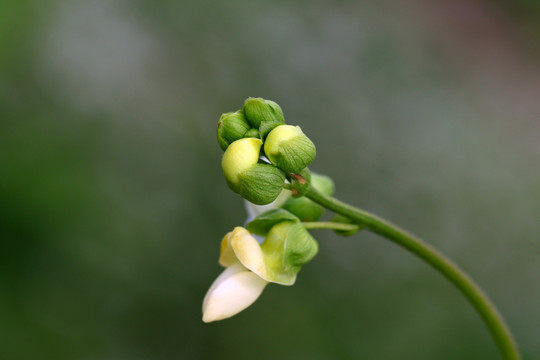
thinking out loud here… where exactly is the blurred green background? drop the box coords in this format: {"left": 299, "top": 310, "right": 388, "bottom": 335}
{"left": 2, "top": 0, "right": 540, "bottom": 359}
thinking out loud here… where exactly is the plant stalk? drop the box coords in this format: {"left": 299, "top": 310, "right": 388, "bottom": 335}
{"left": 304, "top": 185, "right": 520, "bottom": 360}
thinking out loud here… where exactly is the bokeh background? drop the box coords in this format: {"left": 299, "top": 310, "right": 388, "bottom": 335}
{"left": 2, "top": 0, "right": 540, "bottom": 359}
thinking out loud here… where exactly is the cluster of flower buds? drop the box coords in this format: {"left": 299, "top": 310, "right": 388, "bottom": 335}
{"left": 204, "top": 98, "right": 327, "bottom": 323}
{"left": 217, "top": 98, "right": 316, "bottom": 205}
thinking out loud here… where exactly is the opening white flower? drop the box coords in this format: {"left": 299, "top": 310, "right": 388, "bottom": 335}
{"left": 202, "top": 226, "right": 300, "bottom": 323}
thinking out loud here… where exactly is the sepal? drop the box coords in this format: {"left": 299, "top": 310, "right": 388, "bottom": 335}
{"left": 282, "top": 223, "right": 318, "bottom": 270}
{"left": 238, "top": 163, "right": 286, "bottom": 205}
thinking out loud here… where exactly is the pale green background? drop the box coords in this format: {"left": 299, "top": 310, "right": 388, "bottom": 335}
{"left": 2, "top": 0, "right": 540, "bottom": 359}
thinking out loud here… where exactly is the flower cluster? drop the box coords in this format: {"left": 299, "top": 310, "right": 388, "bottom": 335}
{"left": 203, "top": 98, "right": 329, "bottom": 322}
{"left": 217, "top": 97, "right": 316, "bottom": 205}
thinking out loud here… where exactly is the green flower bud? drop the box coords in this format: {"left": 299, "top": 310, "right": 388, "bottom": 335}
{"left": 264, "top": 125, "right": 316, "bottom": 174}
{"left": 282, "top": 197, "right": 324, "bottom": 222}
{"left": 221, "top": 138, "right": 286, "bottom": 205}
{"left": 243, "top": 97, "right": 285, "bottom": 128}
{"left": 281, "top": 172, "right": 334, "bottom": 221}
{"left": 217, "top": 111, "right": 251, "bottom": 151}
{"left": 311, "top": 172, "right": 335, "bottom": 196}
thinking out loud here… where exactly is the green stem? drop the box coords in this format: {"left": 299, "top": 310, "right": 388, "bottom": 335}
{"left": 304, "top": 185, "right": 520, "bottom": 360}
{"left": 302, "top": 221, "right": 359, "bottom": 232}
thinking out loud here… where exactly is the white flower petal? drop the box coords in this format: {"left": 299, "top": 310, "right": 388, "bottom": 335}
{"left": 244, "top": 188, "right": 291, "bottom": 223}
{"left": 202, "top": 263, "right": 268, "bottom": 323}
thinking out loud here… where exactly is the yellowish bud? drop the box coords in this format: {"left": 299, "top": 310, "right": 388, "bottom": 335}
{"left": 221, "top": 138, "right": 262, "bottom": 192}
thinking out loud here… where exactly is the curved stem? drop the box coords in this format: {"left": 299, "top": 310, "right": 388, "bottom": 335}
{"left": 302, "top": 221, "right": 359, "bottom": 232}
{"left": 304, "top": 186, "right": 520, "bottom": 360}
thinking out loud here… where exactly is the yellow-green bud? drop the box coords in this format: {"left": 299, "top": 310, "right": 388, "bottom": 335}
{"left": 221, "top": 138, "right": 262, "bottom": 191}
{"left": 282, "top": 197, "right": 323, "bottom": 222}
{"left": 217, "top": 111, "right": 252, "bottom": 151}
{"left": 243, "top": 97, "right": 285, "bottom": 128}
{"left": 221, "top": 138, "right": 286, "bottom": 205}
{"left": 311, "top": 172, "right": 335, "bottom": 196}
{"left": 264, "top": 125, "right": 316, "bottom": 174}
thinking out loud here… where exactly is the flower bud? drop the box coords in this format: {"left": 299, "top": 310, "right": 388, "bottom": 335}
{"left": 281, "top": 197, "right": 324, "bottom": 222}
{"left": 264, "top": 125, "right": 316, "bottom": 174}
{"left": 311, "top": 172, "right": 335, "bottom": 196}
{"left": 243, "top": 97, "right": 285, "bottom": 128}
{"left": 281, "top": 172, "right": 334, "bottom": 221}
{"left": 221, "top": 138, "right": 262, "bottom": 191}
{"left": 221, "top": 138, "right": 286, "bottom": 205}
{"left": 217, "top": 111, "right": 252, "bottom": 151}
